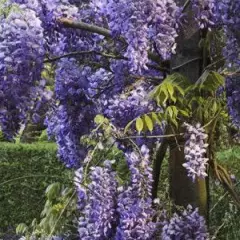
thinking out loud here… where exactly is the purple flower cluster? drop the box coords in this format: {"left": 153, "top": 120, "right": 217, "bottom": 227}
{"left": 149, "top": 0, "right": 181, "bottom": 60}
{"left": 0, "top": 2, "right": 45, "bottom": 139}
{"left": 216, "top": 0, "right": 240, "bottom": 68}
{"left": 191, "top": 0, "right": 216, "bottom": 29}
{"left": 102, "top": 0, "right": 151, "bottom": 73}
{"left": 226, "top": 76, "right": 240, "bottom": 128}
{"left": 75, "top": 161, "right": 118, "bottom": 239}
{"left": 102, "top": 82, "right": 156, "bottom": 128}
{"left": 116, "top": 145, "right": 156, "bottom": 240}
{"left": 93, "top": 0, "right": 181, "bottom": 73}
{"left": 183, "top": 123, "right": 209, "bottom": 182}
{"left": 46, "top": 59, "right": 97, "bottom": 167}
{"left": 214, "top": 0, "right": 240, "bottom": 127}
{"left": 74, "top": 146, "right": 160, "bottom": 239}
{"left": 162, "top": 205, "right": 209, "bottom": 240}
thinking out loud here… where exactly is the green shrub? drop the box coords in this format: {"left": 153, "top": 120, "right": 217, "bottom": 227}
{"left": 0, "top": 143, "right": 71, "bottom": 234}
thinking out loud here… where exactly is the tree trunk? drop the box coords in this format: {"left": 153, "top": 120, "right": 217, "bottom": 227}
{"left": 167, "top": 0, "right": 208, "bottom": 218}
{"left": 169, "top": 143, "right": 208, "bottom": 217}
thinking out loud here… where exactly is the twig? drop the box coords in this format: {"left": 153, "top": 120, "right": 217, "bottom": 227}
{"left": 45, "top": 50, "right": 169, "bottom": 73}
{"left": 0, "top": 174, "right": 70, "bottom": 187}
{"left": 210, "top": 180, "right": 240, "bottom": 214}
{"left": 59, "top": 18, "right": 113, "bottom": 39}
{"left": 183, "top": 0, "right": 191, "bottom": 12}
{"left": 58, "top": 18, "right": 166, "bottom": 65}
{"left": 119, "top": 133, "right": 184, "bottom": 140}
{"left": 172, "top": 57, "right": 202, "bottom": 71}
{"left": 211, "top": 220, "right": 226, "bottom": 240}
{"left": 44, "top": 50, "right": 126, "bottom": 63}
{"left": 49, "top": 190, "right": 76, "bottom": 237}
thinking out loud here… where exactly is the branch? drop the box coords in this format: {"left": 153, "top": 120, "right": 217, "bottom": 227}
{"left": 45, "top": 50, "right": 169, "bottom": 72}
{"left": 58, "top": 18, "right": 166, "bottom": 65}
{"left": 183, "top": 0, "right": 191, "bottom": 12}
{"left": 119, "top": 133, "right": 183, "bottom": 140}
{"left": 59, "top": 18, "right": 113, "bottom": 39}
{"left": 172, "top": 57, "right": 202, "bottom": 71}
{"left": 44, "top": 50, "right": 126, "bottom": 63}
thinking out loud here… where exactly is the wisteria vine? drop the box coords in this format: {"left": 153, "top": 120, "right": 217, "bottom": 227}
{"left": 1, "top": 0, "right": 240, "bottom": 239}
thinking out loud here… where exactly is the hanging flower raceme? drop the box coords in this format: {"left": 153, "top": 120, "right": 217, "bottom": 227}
{"left": 0, "top": 3, "right": 45, "bottom": 139}
{"left": 75, "top": 160, "right": 118, "bottom": 240}
{"left": 191, "top": 0, "right": 216, "bottom": 29}
{"left": 103, "top": 82, "right": 156, "bottom": 128}
{"left": 214, "top": 0, "right": 240, "bottom": 128}
{"left": 162, "top": 205, "right": 209, "bottom": 240}
{"left": 74, "top": 145, "right": 160, "bottom": 239}
{"left": 92, "top": 0, "right": 181, "bottom": 73}
{"left": 116, "top": 145, "right": 156, "bottom": 240}
{"left": 226, "top": 75, "right": 240, "bottom": 129}
{"left": 183, "top": 123, "right": 209, "bottom": 182}
{"left": 46, "top": 59, "right": 98, "bottom": 168}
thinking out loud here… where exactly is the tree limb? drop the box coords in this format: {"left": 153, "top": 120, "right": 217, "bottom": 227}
{"left": 44, "top": 50, "right": 126, "bottom": 63}
{"left": 58, "top": 18, "right": 166, "bottom": 65}
{"left": 59, "top": 18, "right": 113, "bottom": 39}
{"left": 44, "top": 50, "right": 170, "bottom": 72}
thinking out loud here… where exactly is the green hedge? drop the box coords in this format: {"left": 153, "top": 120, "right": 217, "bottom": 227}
{"left": 0, "top": 143, "right": 70, "bottom": 233}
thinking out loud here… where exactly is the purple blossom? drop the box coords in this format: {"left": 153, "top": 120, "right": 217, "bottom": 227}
{"left": 75, "top": 161, "right": 118, "bottom": 240}
{"left": 162, "top": 205, "right": 209, "bottom": 240}
{"left": 116, "top": 145, "right": 156, "bottom": 240}
{"left": 183, "top": 123, "right": 209, "bottom": 182}
{"left": 92, "top": 0, "right": 182, "bottom": 73}
{"left": 0, "top": 2, "right": 45, "bottom": 139}
{"left": 191, "top": 0, "right": 216, "bottom": 29}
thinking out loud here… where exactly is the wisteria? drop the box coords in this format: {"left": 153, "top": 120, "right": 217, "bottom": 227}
{"left": 46, "top": 59, "right": 96, "bottom": 167}
{"left": 226, "top": 75, "right": 240, "bottom": 129}
{"left": 183, "top": 123, "right": 209, "bottom": 181}
{"left": 0, "top": 2, "right": 45, "bottom": 139}
{"left": 93, "top": 0, "right": 181, "bottom": 73}
{"left": 2, "top": 0, "right": 240, "bottom": 239}
{"left": 74, "top": 146, "right": 159, "bottom": 239}
{"left": 103, "top": 82, "right": 156, "bottom": 128}
{"left": 214, "top": 0, "right": 240, "bottom": 127}
{"left": 75, "top": 161, "right": 118, "bottom": 239}
{"left": 191, "top": 0, "right": 215, "bottom": 29}
{"left": 116, "top": 145, "right": 156, "bottom": 240}
{"left": 162, "top": 205, "right": 209, "bottom": 240}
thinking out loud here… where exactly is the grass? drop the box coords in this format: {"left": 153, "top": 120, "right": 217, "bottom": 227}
{"left": 209, "top": 146, "right": 240, "bottom": 239}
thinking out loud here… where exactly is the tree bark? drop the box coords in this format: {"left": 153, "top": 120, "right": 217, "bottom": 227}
{"left": 167, "top": 0, "right": 208, "bottom": 218}
{"left": 169, "top": 143, "right": 208, "bottom": 217}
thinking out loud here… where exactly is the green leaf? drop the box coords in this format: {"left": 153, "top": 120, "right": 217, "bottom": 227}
{"left": 124, "top": 119, "right": 134, "bottom": 134}
{"left": 161, "top": 85, "right": 169, "bottom": 104}
{"left": 94, "top": 114, "right": 105, "bottom": 124}
{"left": 212, "top": 101, "right": 218, "bottom": 114}
{"left": 16, "top": 223, "right": 28, "bottom": 234}
{"left": 175, "top": 84, "right": 185, "bottom": 96}
{"left": 136, "top": 117, "right": 144, "bottom": 133}
{"left": 45, "top": 182, "right": 61, "bottom": 201}
{"left": 166, "top": 106, "right": 174, "bottom": 118}
{"left": 144, "top": 114, "right": 154, "bottom": 132}
{"left": 212, "top": 71, "right": 224, "bottom": 85}
{"left": 171, "top": 106, "right": 179, "bottom": 117}
{"left": 179, "top": 110, "right": 189, "bottom": 117}
{"left": 151, "top": 112, "right": 162, "bottom": 125}
{"left": 171, "top": 118, "right": 178, "bottom": 128}
{"left": 166, "top": 83, "right": 176, "bottom": 103}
